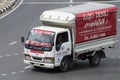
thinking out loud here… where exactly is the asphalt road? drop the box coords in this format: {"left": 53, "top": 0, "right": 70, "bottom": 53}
{"left": 0, "top": 0, "right": 120, "bottom": 80}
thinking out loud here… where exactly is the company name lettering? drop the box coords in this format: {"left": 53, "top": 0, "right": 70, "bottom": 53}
{"left": 83, "top": 10, "right": 108, "bottom": 21}
{"left": 82, "top": 10, "right": 109, "bottom": 28}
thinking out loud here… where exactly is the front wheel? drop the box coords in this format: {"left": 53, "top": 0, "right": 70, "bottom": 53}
{"left": 33, "top": 66, "right": 41, "bottom": 70}
{"left": 88, "top": 53, "right": 101, "bottom": 66}
{"left": 59, "top": 58, "right": 70, "bottom": 72}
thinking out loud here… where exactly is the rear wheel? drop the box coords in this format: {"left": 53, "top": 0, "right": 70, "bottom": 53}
{"left": 88, "top": 53, "right": 101, "bottom": 66}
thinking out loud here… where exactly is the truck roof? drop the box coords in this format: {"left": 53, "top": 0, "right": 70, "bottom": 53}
{"left": 33, "top": 26, "right": 68, "bottom": 33}
{"left": 40, "top": 2, "right": 117, "bottom": 28}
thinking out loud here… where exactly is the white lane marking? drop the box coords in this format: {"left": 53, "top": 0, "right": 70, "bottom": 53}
{"left": 70, "top": 0, "right": 73, "bottom": 3}
{"left": 0, "top": 56, "right": 3, "bottom": 58}
{"left": 118, "top": 19, "right": 120, "bottom": 22}
{"left": 27, "top": 69, "right": 32, "bottom": 72}
{"left": 110, "top": 57, "right": 116, "bottom": 59}
{"left": 0, "top": 70, "right": 26, "bottom": 77}
{"left": 6, "top": 54, "right": 11, "bottom": 57}
{"left": 20, "top": 71, "right": 25, "bottom": 73}
{"left": 0, "top": 0, "right": 23, "bottom": 19}
{"left": 13, "top": 53, "right": 19, "bottom": 56}
{"left": 118, "top": 56, "right": 120, "bottom": 58}
{"left": 21, "top": 2, "right": 86, "bottom": 4}
{"left": 9, "top": 41, "right": 17, "bottom": 45}
{"left": 0, "top": 53, "right": 20, "bottom": 58}
{"left": 69, "top": 0, "right": 73, "bottom": 6}
{"left": 11, "top": 72, "right": 17, "bottom": 75}
{"left": 23, "top": 2, "right": 77, "bottom": 4}
{"left": 24, "top": 66, "right": 32, "bottom": 69}
{"left": 1, "top": 74, "right": 7, "bottom": 76}
{"left": 23, "top": 1, "right": 120, "bottom": 4}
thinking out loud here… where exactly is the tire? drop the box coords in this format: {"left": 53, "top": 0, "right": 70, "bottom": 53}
{"left": 88, "top": 53, "right": 101, "bottom": 66}
{"left": 33, "top": 66, "right": 40, "bottom": 70}
{"left": 59, "top": 58, "right": 70, "bottom": 72}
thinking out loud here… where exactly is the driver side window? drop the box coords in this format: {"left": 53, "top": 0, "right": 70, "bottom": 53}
{"left": 56, "top": 32, "right": 68, "bottom": 51}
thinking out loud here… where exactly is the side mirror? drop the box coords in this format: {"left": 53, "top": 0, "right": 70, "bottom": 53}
{"left": 21, "top": 36, "right": 25, "bottom": 44}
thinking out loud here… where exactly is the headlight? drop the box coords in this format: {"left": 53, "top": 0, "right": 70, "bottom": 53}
{"left": 24, "top": 54, "right": 31, "bottom": 60}
{"left": 43, "top": 57, "right": 54, "bottom": 63}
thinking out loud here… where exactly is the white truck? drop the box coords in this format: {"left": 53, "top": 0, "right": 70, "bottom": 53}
{"left": 21, "top": 2, "right": 117, "bottom": 72}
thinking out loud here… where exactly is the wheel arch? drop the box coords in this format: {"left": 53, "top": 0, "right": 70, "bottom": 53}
{"left": 97, "top": 50, "right": 106, "bottom": 58}
{"left": 89, "top": 50, "right": 106, "bottom": 58}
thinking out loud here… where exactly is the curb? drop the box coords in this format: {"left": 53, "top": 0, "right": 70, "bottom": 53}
{"left": 0, "top": 0, "right": 17, "bottom": 14}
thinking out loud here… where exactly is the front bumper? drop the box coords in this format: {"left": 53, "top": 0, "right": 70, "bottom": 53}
{"left": 24, "top": 59, "right": 55, "bottom": 69}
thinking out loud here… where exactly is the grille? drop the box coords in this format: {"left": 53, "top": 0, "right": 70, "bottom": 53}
{"left": 32, "top": 57, "right": 42, "bottom": 61}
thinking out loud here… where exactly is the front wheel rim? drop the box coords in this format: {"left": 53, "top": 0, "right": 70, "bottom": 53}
{"left": 62, "top": 61, "right": 67, "bottom": 69}
{"left": 61, "top": 60, "right": 68, "bottom": 71}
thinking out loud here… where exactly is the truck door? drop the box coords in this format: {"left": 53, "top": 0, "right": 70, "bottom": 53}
{"left": 55, "top": 31, "right": 71, "bottom": 65}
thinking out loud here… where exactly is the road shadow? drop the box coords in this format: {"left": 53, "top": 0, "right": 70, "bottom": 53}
{"left": 31, "top": 60, "right": 103, "bottom": 74}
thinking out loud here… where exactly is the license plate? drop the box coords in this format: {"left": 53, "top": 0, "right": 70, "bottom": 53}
{"left": 34, "top": 63, "right": 40, "bottom": 66}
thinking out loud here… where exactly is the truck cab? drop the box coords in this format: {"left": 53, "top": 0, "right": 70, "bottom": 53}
{"left": 22, "top": 26, "right": 72, "bottom": 70}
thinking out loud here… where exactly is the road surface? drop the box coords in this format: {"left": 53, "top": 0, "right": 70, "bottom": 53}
{"left": 0, "top": 0, "right": 120, "bottom": 80}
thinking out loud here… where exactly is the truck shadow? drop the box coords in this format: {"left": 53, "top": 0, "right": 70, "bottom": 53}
{"left": 71, "top": 60, "right": 97, "bottom": 71}
{"left": 31, "top": 60, "right": 102, "bottom": 73}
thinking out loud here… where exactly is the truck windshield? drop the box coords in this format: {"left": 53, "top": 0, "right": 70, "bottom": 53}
{"left": 25, "top": 29, "right": 55, "bottom": 51}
